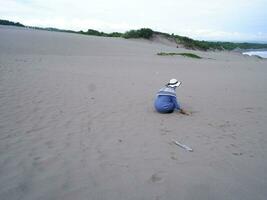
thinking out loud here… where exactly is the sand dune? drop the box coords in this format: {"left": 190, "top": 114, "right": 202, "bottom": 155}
{"left": 0, "top": 25, "right": 267, "bottom": 200}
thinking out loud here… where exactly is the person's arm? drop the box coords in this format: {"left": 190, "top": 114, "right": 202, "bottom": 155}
{"left": 171, "top": 96, "right": 189, "bottom": 115}
{"left": 171, "top": 96, "right": 180, "bottom": 110}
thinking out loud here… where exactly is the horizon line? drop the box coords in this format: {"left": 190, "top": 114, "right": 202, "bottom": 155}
{"left": 1, "top": 18, "right": 267, "bottom": 44}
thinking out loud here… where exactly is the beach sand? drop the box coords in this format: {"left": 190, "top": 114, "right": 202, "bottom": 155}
{"left": 0, "top": 25, "right": 267, "bottom": 200}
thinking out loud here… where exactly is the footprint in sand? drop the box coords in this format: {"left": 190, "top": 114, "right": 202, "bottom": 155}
{"left": 45, "top": 140, "right": 54, "bottom": 149}
{"left": 243, "top": 107, "right": 254, "bottom": 113}
{"left": 232, "top": 152, "right": 243, "bottom": 156}
{"left": 170, "top": 152, "right": 178, "bottom": 160}
{"left": 170, "top": 155, "right": 178, "bottom": 160}
{"left": 150, "top": 172, "right": 165, "bottom": 183}
{"left": 160, "top": 128, "right": 171, "bottom": 135}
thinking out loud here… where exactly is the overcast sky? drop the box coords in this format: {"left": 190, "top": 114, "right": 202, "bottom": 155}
{"left": 1, "top": 0, "right": 267, "bottom": 41}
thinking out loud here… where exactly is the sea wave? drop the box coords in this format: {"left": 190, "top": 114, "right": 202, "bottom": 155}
{"left": 242, "top": 51, "right": 267, "bottom": 58}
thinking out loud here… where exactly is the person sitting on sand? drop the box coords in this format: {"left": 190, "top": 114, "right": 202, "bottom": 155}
{"left": 154, "top": 79, "right": 187, "bottom": 114}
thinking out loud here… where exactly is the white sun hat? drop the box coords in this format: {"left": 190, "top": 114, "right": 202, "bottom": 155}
{"left": 167, "top": 78, "right": 181, "bottom": 88}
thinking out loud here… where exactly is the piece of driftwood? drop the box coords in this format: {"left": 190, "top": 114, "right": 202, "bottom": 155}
{"left": 172, "top": 139, "right": 193, "bottom": 152}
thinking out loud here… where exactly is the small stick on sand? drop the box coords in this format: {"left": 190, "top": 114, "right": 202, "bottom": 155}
{"left": 172, "top": 139, "right": 193, "bottom": 152}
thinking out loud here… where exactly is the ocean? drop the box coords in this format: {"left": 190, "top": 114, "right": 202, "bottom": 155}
{"left": 242, "top": 51, "right": 267, "bottom": 58}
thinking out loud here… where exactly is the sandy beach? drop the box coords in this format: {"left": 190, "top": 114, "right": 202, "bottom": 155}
{"left": 0, "top": 25, "right": 267, "bottom": 200}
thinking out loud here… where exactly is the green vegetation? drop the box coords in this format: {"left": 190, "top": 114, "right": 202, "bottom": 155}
{"left": 79, "top": 28, "right": 153, "bottom": 39}
{"left": 157, "top": 52, "right": 202, "bottom": 59}
{"left": 175, "top": 35, "right": 210, "bottom": 50}
{"left": 154, "top": 31, "right": 267, "bottom": 51}
{"left": 35, "top": 27, "right": 77, "bottom": 33}
{"left": 79, "top": 29, "right": 123, "bottom": 37}
{"left": 1, "top": 18, "right": 267, "bottom": 51}
{"left": 123, "top": 28, "right": 153, "bottom": 39}
{"left": 178, "top": 53, "right": 202, "bottom": 58}
{"left": 176, "top": 38, "right": 267, "bottom": 51}
{"left": 108, "top": 32, "right": 123, "bottom": 37}
{"left": 0, "top": 19, "right": 24, "bottom": 27}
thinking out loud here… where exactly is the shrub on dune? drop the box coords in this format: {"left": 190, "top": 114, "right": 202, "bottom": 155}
{"left": 123, "top": 28, "right": 153, "bottom": 39}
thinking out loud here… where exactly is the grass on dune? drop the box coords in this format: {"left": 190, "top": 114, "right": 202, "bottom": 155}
{"left": 157, "top": 52, "right": 202, "bottom": 59}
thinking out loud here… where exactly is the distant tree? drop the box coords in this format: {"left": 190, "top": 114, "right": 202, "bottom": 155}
{"left": 86, "top": 29, "right": 102, "bottom": 36}
{"left": 0, "top": 19, "right": 24, "bottom": 27}
{"left": 108, "top": 32, "right": 123, "bottom": 37}
{"left": 123, "top": 28, "right": 153, "bottom": 39}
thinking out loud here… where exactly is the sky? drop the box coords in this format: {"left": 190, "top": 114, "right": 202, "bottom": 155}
{"left": 1, "top": 0, "right": 267, "bottom": 42}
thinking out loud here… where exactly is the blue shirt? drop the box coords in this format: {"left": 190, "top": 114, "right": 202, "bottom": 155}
{"left": 154, "top": 86, "right": 180, "bottom": 113}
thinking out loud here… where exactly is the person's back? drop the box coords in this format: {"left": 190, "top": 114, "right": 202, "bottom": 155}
{"left": 154, "top": 86, "right": 180, "bottom": 113}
